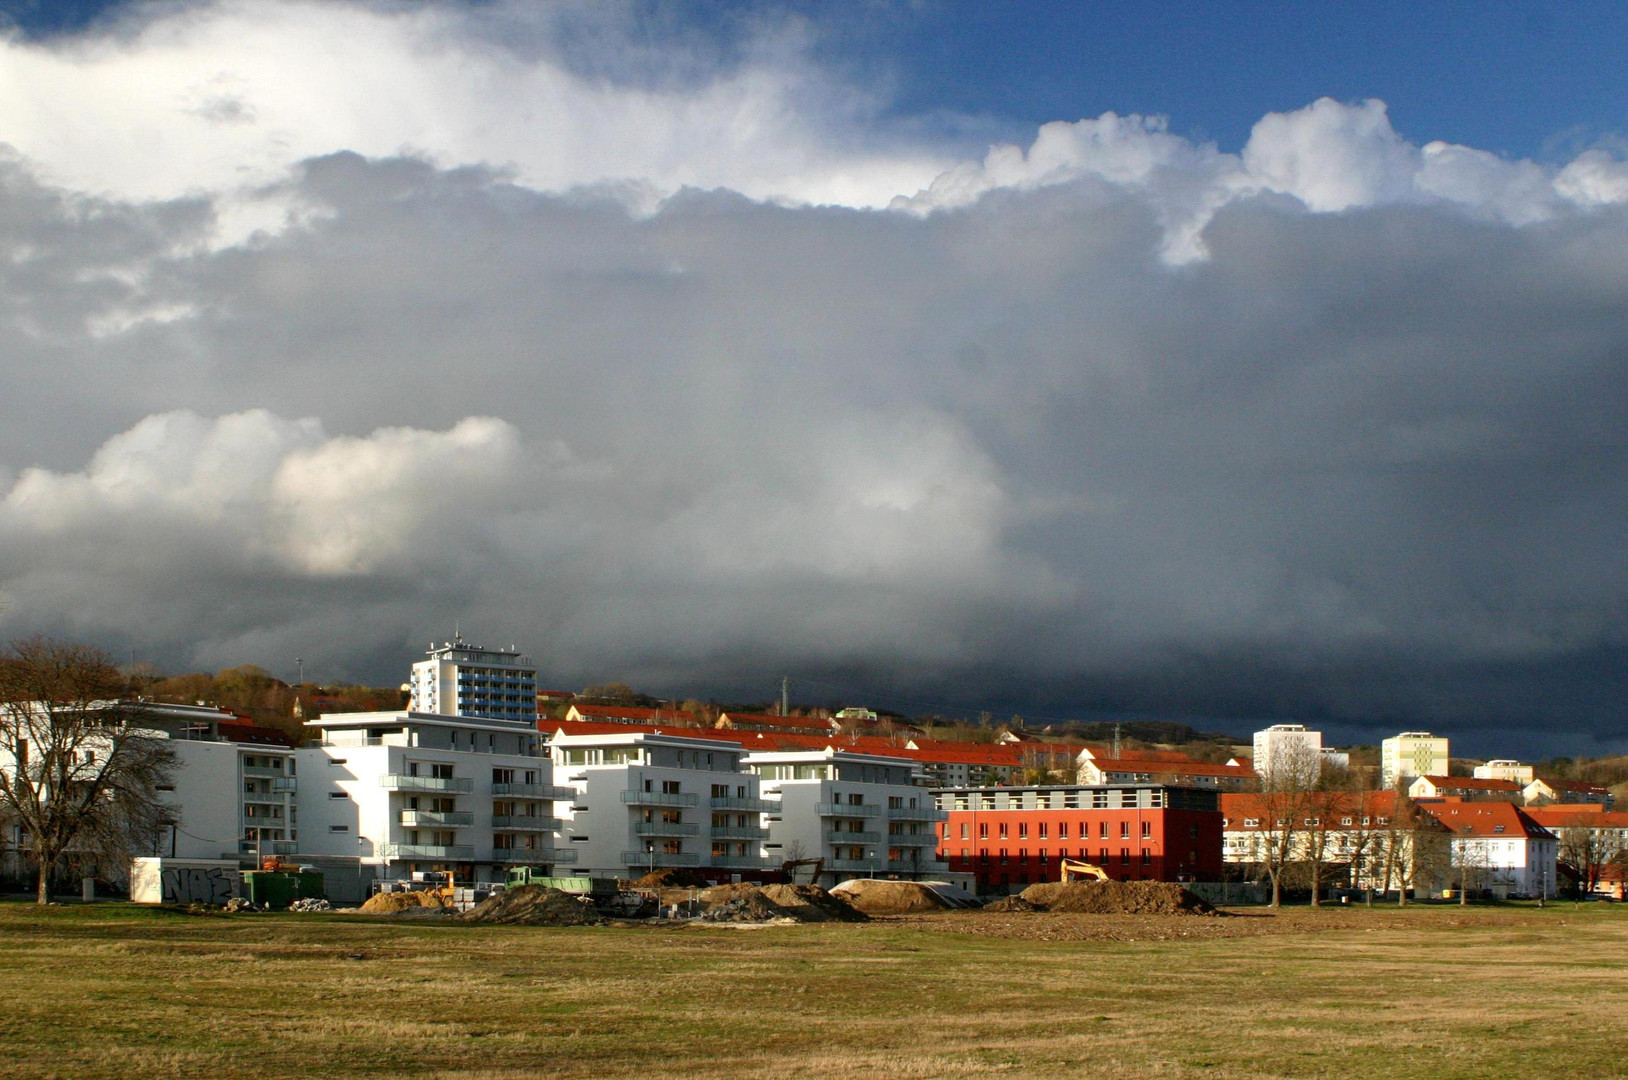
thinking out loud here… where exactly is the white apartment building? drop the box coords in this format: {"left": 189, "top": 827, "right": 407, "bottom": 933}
{"left": 298, "top": 710, "right": 571, "bottom": 885}
{"left": 1382, "top": 732, "right": 1451, "bottom": 789}
{"left": 1473, "top": 759, "right": 1535, "bottom": 783}
{"left": 1252, "top": 724, "right": 1323, "bottom": 785}
{"left": 1425, "top": 801, "right": 1557, "bottom": 899}
{"left": 745, "top": 749, "right": 948, "bottom": 888}
{"left": 407, "top": 634, "right": 538, "bottom": 722}
{"left": 550, "top": 731, "right": 771, "bottom": 879}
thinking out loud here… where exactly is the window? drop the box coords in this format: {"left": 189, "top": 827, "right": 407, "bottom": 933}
{"left": 328, "top": 791, "right": 347, "bottom": 800}
{"left": 328, "top": 758, "right": 347, "bottom": 766}
{"left": 1140, "top": 821, "right": 1152, "bottom": 839}
{"left": 1039, "top": 822, "right": 1049, "bottom": 840}
{"left": 1244, "top": 817, "right": 1259, "bottom": 828}
{"left": 328, "top": 825, "right": 349, "bottom": 833}
{"left": 1341, "top": 817, "right": 1354, "bottom": 826}
{"left": 999, "top": 823, "right": 1008, "bottom": 840}
{"left": 960, "top": 823, "right": 970, "bottom": 840}
{"left": 1120, "top": 822, "right": 1130, "bottom": 839}
{"left": 1141, "top": 849, "right": 1151, "bottom": 865}
{"left": 1058, "top": 822, "right": 1068, "bottom": 839}
{"left": 1099, "top": 822, "right": 1108, "bottom": 839}
{"left": 1018, "top": 823, "right": 1028, "bottom": 840}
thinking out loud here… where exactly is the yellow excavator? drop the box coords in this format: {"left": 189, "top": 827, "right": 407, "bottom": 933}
{"left": 1060, "top": 859, "right": 1110, "bottom": 883}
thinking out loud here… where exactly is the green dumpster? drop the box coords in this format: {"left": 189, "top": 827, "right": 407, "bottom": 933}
{"left": 242, "top": 871, "right": 298, "bottom": 909}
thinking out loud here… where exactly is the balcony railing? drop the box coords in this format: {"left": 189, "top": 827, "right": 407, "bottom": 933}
{"left": 242, "top": 793, "right": 290, "bottom": 805}
{"left": 548, "top": 847, "right": 578, "bottom": 865}
{"left": 377, "top": 843, "right": 475, "bottom": 860}
{"left": 491, "top": 783, "right": 575, "bottom": 800}
{"left": 885, "top": 832, "right": 940, "bottom": 847}
{"left": 634, "top": 822, "right": 701, "bottom": 837}
{"left": 239, "top": 839, "right": 298, "bottom": 855}
{"left": 826, "top": 858, "right": 882, "bottom": 872}
{"left": 271, "top": 777, "right": 298, "bottom": 794}
{"left": 890, "top": 859, "right": 949, "bottom": 874}
{"left": 399, "top": 810, "right": 474, "bottom": 827}
{"left": 887, "top": 806, "right": 947, "bottom": 822}
{"left": 621, "top": 851, "right": 700, "bottom": 867}
{"left": 242, "top": 764, "right": 290, "bottom": 778}
{"left": 709, "top": 796, "right": 775, "bottom": 812}
{"left": 621, "top": 790, "right": 699, "bottom": 808}
{"left": 710, "top": 825, "right": 771, "bottom": 841}
{"left": 492, "top": 816, "right": 563, "bottom": 831}
{"left": 823, "top": 830, "right": 881, "bottom": 844}
{"left": 817, "top": 802, "right": 882, "bottom": 817}
{"left": 707, "top": 854, "right": 767, "bottom": 869}
{"left": 380, "top": 775, "right": 474, "bottom": 793}
{"left": 494, "top": 848, "right": 554, "bottom": 863}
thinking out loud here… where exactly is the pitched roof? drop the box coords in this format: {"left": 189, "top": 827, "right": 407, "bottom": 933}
{"left": 1221, "top": 790, "right": 1411, "bottom": 829}
{"left": 1416, "top": 774, "right": 1524, "bottom": 792}
{"left": 1524, "top": 806, "right": 1628, "bottom": 829}
{"left": 1419, "top": 801, "right": 1555, "bottom": 840}
{"left": 565, "top": 704, "right": 705, "bottom": 725}
{"left": 715, "top": 711, "right": 834, "bottom": 733}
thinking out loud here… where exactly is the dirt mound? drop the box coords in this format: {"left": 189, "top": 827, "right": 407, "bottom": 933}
{"left": 459, "top": 885, "right": 602, "bottom": 926}
{"left": 1018, "top": 880, "right": 1215, "bottom": 916}
{"left": 982, "top": 895, "right": 1038, "bottom": 913}
{"left": 359, "top": 890, "right": 449, "bottom": 914}
{"left": 693, "top": 883, "right": 868, "bottom": 923}
{"left": 631, "top": 867, "right": 712, "bottom": 889}
{"left": 831, "top": 879, "right": 952, "bottom": 915}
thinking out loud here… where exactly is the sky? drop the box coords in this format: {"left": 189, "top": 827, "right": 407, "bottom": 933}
{"left": 2, "top": 1, "right": 1628, "bottom": 756}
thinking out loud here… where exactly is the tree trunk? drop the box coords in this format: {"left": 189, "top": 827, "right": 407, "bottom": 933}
{"left": 36, "top": 860, "right": 51, "bottom": 905}
{"left": 1270, "top": 874, "right": 1281, "bottom": 908}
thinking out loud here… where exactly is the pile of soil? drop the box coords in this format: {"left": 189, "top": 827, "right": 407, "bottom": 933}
{"left": 831, "top": 879, "right": 952, "bottom": 915}
{"left": 631, "top": 867, "right": 713, "bottom": 889}
{"left": 693, "top": 883, "right": 868, "bottom": 923}
{"left": 1018, "top": 880, "right": 1215, "bottom": 916}
{"left": 982, "top": 895, "right": 1038, "bottom": 913}
{"left": 359, "top": 890, "right": 449, "bottom": 914}
{"left": 459, "top": 885, "right": 602, "bottom": 926}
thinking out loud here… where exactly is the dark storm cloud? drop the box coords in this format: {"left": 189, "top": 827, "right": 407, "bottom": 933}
{"left": 4, "top": 142, "right": 1628, "bottom": 753}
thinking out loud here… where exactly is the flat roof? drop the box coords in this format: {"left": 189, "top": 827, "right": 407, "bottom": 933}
{"left": 307, "top": 710, "right": 537, "bottom": 734}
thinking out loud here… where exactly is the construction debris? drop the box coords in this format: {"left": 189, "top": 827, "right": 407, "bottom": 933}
{"left": 630, "top": 868, "right": 712, "bottom": 889}
{"left": 359, "top": 889, "right": 450, "bottom": 915}
{"left": 289, "top": 897, "right": 332, "bottom": 912}
{"left": 831, "top": 879, "right": 952, "bottom": 915}
{"left": 692, "top": 882, "right": 868, "bottom": 923}
{"left": 1017, "top": 880, "right": 1216, "bottom": 916}
{"left": 458, "top": 885, "right": 603, "bottom": 926}
{"left": 981, "top": 895, "right": 1038, "bottom": 913}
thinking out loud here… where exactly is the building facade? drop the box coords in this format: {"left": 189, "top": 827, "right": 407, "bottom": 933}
{"left": 550, "top": 731, "right": 770, "bottom": 879}
{"left": 1381, "top": 732, "right": 1450, "bottom": 789}
{"left": 746, "top": 749, "right": 948, "bottom": 888}
{"left": 407, "top": 635, "right": 538, "bottom": 722}
{"left": 297, "top": 710, "right": 568, "bottom": 885}
{"left": 1252, "top": 724, "right": 1323, "bottom": 784}
{"left": 934, "top": 784, "right": 1223, "bottom": 895}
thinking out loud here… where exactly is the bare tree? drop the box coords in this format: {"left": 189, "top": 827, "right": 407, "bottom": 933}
{"left": 0, "top": 638, "right": 177, "bottom": 903}
{"left": 1253, "top": 739, "right": 1324, "bottom": 907}
{"left": 1557, "top": 824, "right": 1624, "bottom": 899}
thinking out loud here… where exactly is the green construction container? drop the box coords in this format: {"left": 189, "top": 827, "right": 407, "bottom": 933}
{"left": 242, "top": 871, "right": 298, "bottom": 909}
{"left": 296, "top": 870, "right": 325, "bottom": 899}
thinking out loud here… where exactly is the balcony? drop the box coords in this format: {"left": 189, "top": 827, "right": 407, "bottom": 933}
{"left": 493, "top": 848, "right": 553, "bottom": 863}
{"left": 823, "top": 830, "right": 881, "bottom": 844}
{"left": 710, "top": 825, "right": 771, "bottom": 841}
{"left": 621, "top": 790, "right": 699, "bottom": 808}
{"left": 707, "top": 854, "right": 767, "bottom": 869}
{"left": 816, "top": 802, "right": 882, "bottom": 818}
{"left": 380, "top": 775, "right": 474, "bottom": 793}
{"left": 238, "top": 839, "right": 297, "bottom": 855}
{"left": 891, "top": 859, "right": 950, "bottom": 874}
{"left": 887, "top": 806, "right": 947, "bottom": 822}
{"left": 242, "top": 793, "right": 290, "bottom": 806}
{"left": 271, "top": 777, "right": 298, "bottom": 794}
{"left": 377, "top": 843, "right": 475, "bottom": 860}
{"left": 886, "top": 832, "right": 940, "bottom": 847}
{"left": 621, "top": 851, "right": 700, "bottom": 867}
{"left": 242, "top": 764, "right": 290, "bottom": 778}
{"left": 492, "top": 783, "right": 577, "bottom": 800}
{"left": 399, "top": 810, "right": 474, "bottom": 827}
{"left": 826, "top": 858, "right": 882, "bottom": 872}
{"left": 492, "top": 816, "right": 563, "bottom": 831}
{"left": 709, "top": 796, "right": 775, "bottom": 812}
{"left": 634, "top": 821, "right": 701, "bottom": 837}
{"left": 548, "top": 847, "right": 578, "bottom": 865}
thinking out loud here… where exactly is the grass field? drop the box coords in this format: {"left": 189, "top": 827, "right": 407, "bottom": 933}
{"left": 2, "top": 901, "right": 1625, "bottom": 1079}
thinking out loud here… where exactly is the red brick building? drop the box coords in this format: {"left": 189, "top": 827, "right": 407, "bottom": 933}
{"left": 931, "top": 784, "right": 1223, "bottom": 894}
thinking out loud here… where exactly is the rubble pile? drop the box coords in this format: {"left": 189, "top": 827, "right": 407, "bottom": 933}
{"left": 459, "top": 885, "right": 603, "bottom": 926}
{"left": 359, "top": 890, "right": 449, "bottom": 915}
{"left": 831, "top": 879, "right": 952, "bottom": 915}
{"left": 1018, "top": 881, "right": 1216, "bottom": 916}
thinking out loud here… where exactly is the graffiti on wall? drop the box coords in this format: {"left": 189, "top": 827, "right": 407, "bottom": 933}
{"left": 160, "top": 866, "right": 239, "bottom": 904}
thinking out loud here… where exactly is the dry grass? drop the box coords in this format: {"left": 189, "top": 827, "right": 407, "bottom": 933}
{"left": 1, "top": 901, "right": 1625, "bottom": 1078}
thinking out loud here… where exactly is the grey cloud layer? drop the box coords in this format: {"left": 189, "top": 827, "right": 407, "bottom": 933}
{"left": 4, "top": 140, "right": 1628, "bottom": 753}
